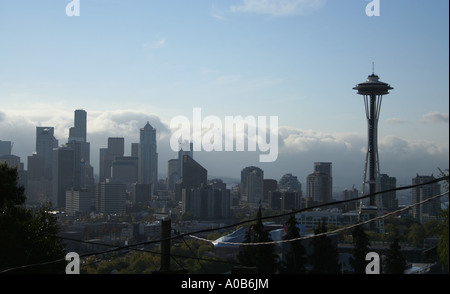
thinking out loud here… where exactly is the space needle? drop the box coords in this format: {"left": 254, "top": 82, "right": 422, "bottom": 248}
{"left": 353, "top": 68, "right": 393, "bottom": 233}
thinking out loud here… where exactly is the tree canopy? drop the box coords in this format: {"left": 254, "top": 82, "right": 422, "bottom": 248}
{"left": 0, "top": 162, "right": 66, "bottom": 273}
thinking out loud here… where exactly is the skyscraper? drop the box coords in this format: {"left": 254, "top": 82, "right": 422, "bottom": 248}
{"left": 278, "top": 173, "right": 302, "bottom": 193}
{"left": 99, "top": 137, "right": 125, "bottom": 182}
{"left": 379, "top": 174, "right": 398, "bottom": 212}
{"left": 67, "top": 109, "right": 94, "bottom": 188}
{"left": 412, "top": 174, "right": 441, "bottom": 223}
{"left": 0, "top": 140, "right": 12, "bottom": 155}
{"left": 306, "top": 162, "right": 332, "bottom": 204}
{"left": 178, "top": 140, "right": 193, "bottom": 178}
{"left": 96, "top": 181, "right": 126, "bottom": 214}
{"left": 138, "top": 122, "right": 158, "bottom": 194}
{"left": 52, "top": 146, "right": 74, "bottom": 208}
{"left": 240, "top": 166, "right": 264, "bottom": 205}
{"left": 167, "top": 158, "right": 179, "bottom": 192}
{"left": 27, "top": 127, "right": 58, "bottom": 204}
{"left": 36, "top": 127, "right": 58, "bottom": 180}
{"left": 69, "top": 109, "right": 87, "bottom": 142}
{"left": 175, "top": 155, "right": 207, "bottom": 201}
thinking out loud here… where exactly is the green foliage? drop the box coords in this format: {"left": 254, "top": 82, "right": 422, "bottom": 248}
{"left": 408, "top": 223, "right": 425, "bottom": 247}
{"left": 437, "top": 205, "right": 449, "bottom": 272}
{"left": 349, "top": 224, "right": 371, "bottom": 274}
{"left": 0, "top": 163, "right": 66, "bottom": 273}
{"left": 82, "top": 239, "right": 233, "bottom": 274}
{"left": 0, "top": 162, "right": 26, "bottom": 209}
{"left": 309, "top": 221, "right": 340, "bottom": 274}
{"left": 437, "top": 168, "right": 449, "bottom": 272}
{"left": 237, "top": 206, "right": 278, "bottom": 274}
{"left": 384, "top": 235, "right": 407, "bottom": 274}
{"left": 279, "top": 214, "right": 307, "bottom": 274}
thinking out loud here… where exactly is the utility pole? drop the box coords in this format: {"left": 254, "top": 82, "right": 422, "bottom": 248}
{"left": 160, "top": 217, "right": 171, "bottom": 273}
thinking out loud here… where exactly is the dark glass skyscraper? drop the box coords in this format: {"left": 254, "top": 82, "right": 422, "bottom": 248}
{"left": 69, "top": 109, "right": 87, "bottom": 142}
{"left": 138, "top": 122, "right": 158, "bottom": 194}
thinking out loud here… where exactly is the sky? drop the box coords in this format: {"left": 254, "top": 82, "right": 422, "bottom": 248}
{"left": 0, "top": 0, "right": 448, "bottom": 191}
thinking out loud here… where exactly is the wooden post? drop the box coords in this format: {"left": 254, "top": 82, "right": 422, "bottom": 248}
{"left": 160, "top": 217, "right": 171, "bottom": 273}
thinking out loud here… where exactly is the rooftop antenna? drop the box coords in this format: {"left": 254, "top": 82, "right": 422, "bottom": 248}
{"left": 372, "top": 62, "right": 375, "bottom": 75}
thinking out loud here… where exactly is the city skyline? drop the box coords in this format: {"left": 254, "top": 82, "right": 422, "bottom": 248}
{"left": 0, "top": 0, "right": 448, "bottom": 189}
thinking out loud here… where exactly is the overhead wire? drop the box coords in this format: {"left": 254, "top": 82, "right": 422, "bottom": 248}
{"left": 1, "top": 175, "right": 448, "bottom": 273}
{"left": 189, "top": 190, "right": 449, "bottom": 246}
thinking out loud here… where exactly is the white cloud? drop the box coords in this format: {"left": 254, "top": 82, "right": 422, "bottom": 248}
{"left": 143, "top": 39, "right": 166, "bottom": 51}
{"left": 386, "top": 118, "right": 408, "bottom": 125}
{"left": 420, "top": 112, "right": 449, "bottom": 124}
{"left": 210, "top": 3, "right": 227, "bottom": 21}
{"left": 1, "top": 106, "right": 447, "bottom": 188}
{"left": 230, "top": 0, "right": 327, "bottom": 17}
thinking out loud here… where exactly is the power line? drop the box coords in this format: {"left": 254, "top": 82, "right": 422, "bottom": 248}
{"left": 1, "top": 175, "right": 447, "bottom": 273}
{"left": 189, "top": 190, "right": 449, "bottom": 246}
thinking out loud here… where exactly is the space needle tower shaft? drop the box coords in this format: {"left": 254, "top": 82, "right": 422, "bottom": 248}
{"left": 353, "top": 71, "right": 393, "bottom": 232}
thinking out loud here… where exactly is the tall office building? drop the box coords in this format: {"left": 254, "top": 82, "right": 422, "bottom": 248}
{"left": 240, "top": 166, "right": 264, "bottom": 205}
{"left": 183, "top": 186, "right": 230, "bottom": 220}
{"left": 176, "top": 155, "right": 207, "bottom": 202}
{"left": 65, "top": 188, "right": 92, "bottom": 216}
{"left": 99, "top": 137, "right": 125, "bottom": 182}
{"left": 306, "top": 162, "right": 332, "bottom": 204}
{"left": 111, "top": 156, "right": 138, "bottom": 188}
{"left": 96, "top": 181, "right": 126, "bottom": 214}
{"left": 25, "top": 127, "right": 58, "bottom": 204}
{"left": 306, "top": 163, "right": 331, "bottom": 204}
{"left": 0, "top": 140, "right": 12, "bottom": 155}
{"left": 36, "top": 127, "right": 58, "bottom": 180}
{"left": 131, "top": 143, "right": 139, "bottom": 157}
{"left": 67, "top": 109, "right": 94, "bottom": 187}
{"left": 278, "top": 173, "right": 302, "bottom": 192}
{"left": 268, "top": 190, "right": 301, "bottom": 210}
{"left": 138, "top": 122, "right": 158, "bottom": 193}
{"left": 263, "top": 179, "right": 278, "bottom": 204}
{"left": 379, "top": 174, "right": 398, "bottom": 211}
{"left": 178, "top": 141, "right": 193, "bottom": 178}
{"left": 52, "top": 146, "right": 75, "bottom": 208}
{"left": 69, "top": 109, "right": 87, "bottom": 142}
{"left": 167, "top": 158, "right": 179, "bottom": 192}
{"left": 412, "top": 174, "right": 441, "bottom": 223}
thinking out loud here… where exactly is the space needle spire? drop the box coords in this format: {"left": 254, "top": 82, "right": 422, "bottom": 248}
{"left": 353, "top": 70, "right": 393, "bottom": 233}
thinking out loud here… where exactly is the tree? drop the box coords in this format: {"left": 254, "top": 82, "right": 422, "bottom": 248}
{"left": 0, "top": 162, "right": 66, "bottom": 273}
{"left": 408, "top": 223, "right": 425, "bottom": 248}
{"left": 438, "top": 206, "right": 449, "bottom": 272}
{"left": 237, "top": 206, "right": 278, "bottom": 273}
{"left": 349, "top": 224, "right": 371, "bottom": 274}
{"left": 279, "top": 213, "right": 307, "bottom": 274}
{"left": 384, "top": 235, "right": 407, "bottom": 274}
{"left": 437, "top": 168, "right": 449, "bottom": 272}
{"left": 0, "top": 162, "right": 26, "bottom": 208}
{"left": 309, "top": 221, "right": 340, "bottom": 274}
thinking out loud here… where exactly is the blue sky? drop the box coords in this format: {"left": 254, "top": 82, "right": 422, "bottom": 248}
{"left": 0, "top": 0, "right": 448, "bottom": 190}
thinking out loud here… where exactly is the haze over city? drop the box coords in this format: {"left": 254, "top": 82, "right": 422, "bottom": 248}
{"left": 0, "top": 0, "right": 448, "bottom": 190}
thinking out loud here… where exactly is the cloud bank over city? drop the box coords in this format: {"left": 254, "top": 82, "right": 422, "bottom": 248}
{"left": 1, "top": 106, "right": 447, "bottom": 189}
